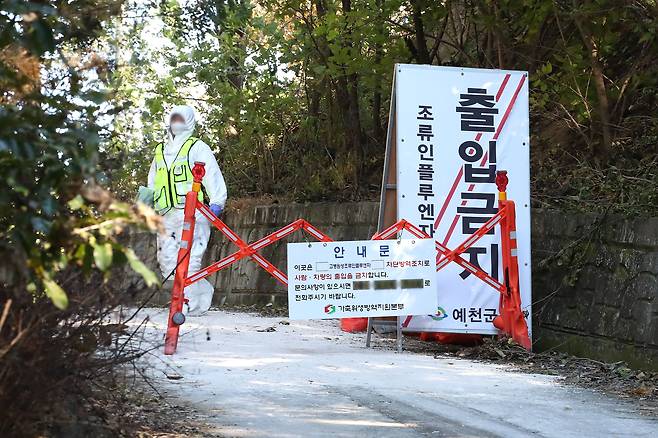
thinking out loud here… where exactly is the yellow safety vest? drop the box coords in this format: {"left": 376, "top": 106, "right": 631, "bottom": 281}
{"left": 153, "top": 136, "right": 204, "bottom": 215}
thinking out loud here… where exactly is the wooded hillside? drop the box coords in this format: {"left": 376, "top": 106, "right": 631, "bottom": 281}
{"left": 108, "top": 0, "right": 658, "bottom": 215}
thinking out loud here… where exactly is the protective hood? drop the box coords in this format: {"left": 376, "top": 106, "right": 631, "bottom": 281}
{"left": 164, "top": 105, "right": 196, "bottom": 150}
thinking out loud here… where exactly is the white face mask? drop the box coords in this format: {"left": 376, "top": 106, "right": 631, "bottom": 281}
{"left": 170, "top": 121, "right": 186, "bottom": 136}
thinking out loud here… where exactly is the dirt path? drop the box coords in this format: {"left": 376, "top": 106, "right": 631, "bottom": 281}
{"left": 136, "top": 309, "right": 658, "bottom": 437}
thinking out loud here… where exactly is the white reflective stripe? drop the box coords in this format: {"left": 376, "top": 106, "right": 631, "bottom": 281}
{"left": 252, "top": 254, "right": 268, "bottom": 267}
{"left": 199, "top": 205, "right": 211, "bottom": 216}
{"left": 462, "top": 261, "right": 477, "bottom": 273}
{"left": 510, "top": 231, "right": 517, "bottom": 239}
{"left": 180, "top": 240, "right": 188, "bottom": 249}
{"left": 199, "top": 257, "right": 237, "bottom": 279}
{"left": 511, "top": 248, "right": 518, "bottom": 257}
{"left": 484, "top": 277, "right": 499, "bottom": 289}
{"left": 305, "top": 227, "right": 323, "bottom": 239}
{"left": 463, "top": 235, "right": 478, "bottom": 248}
{"left": 491, "top": 216, "right": 502, "bottom": 226}
{"left": 252, "top": 238, "right": 271, "bottom": 250}
{"left": 188, "top": 269, "right": 208, "bottom": 283}
{"left": 276, "top": 226, "right": 295, "bottom": 238}
{"left": 223, "top": 227, "right": 239, "bottom": 242}
{"left": 413, "top": 227, "right": 426, "bottom": 237}
{"left": 217, "top": 256, "right": 236, "bottom": 268}
{"left": 436, "top": 242, "right": 448, "bottom": 252}
{"left": 436, "top": 258, "right": 450, "bottom": 270}
{"left": 182, "top": 221, "right": 191, "bottom": 231}
{"left": 273, "top": 270, "right": 287, "bottom": 282}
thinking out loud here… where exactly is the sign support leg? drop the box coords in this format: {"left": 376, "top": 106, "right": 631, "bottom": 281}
{"left": 396, "top": 316, "right": 402, "bottom": 353}
{"left": 365, "top": 66, "right": 403, "bottom": 352}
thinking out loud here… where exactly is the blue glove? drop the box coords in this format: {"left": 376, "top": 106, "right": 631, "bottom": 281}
{"left": 209, "top": 203, "right": 223, "bottom": 217}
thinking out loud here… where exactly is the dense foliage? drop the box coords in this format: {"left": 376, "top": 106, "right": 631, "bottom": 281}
{"left": 1, "top": 1, "right": 158, "bottom": 434}
{"left": 110, "top": 0, "right": 658, "bottom": 214}
{"left": 1, "top": 0, "right": 157, "bottom": 308}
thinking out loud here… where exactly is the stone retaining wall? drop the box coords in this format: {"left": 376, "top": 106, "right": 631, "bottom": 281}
{"left": 532, "top": 211, "right": 658, "bottom": 370}
{"left": 126, "top": 203, "right": 658, "bottom": 369}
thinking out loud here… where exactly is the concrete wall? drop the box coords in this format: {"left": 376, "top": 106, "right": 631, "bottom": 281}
{"left": 128, "top": 203, "right": 658, "bottom": 369}
{"left": 532, "top": 211, "right": 658, "bottom": 370}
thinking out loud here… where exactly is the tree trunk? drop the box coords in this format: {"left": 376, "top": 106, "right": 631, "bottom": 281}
{"left": 340, "top": 0, "right": 365, "bottom": 195}
{"left": 573, "top": 6, "right": 611, "bottom": 163}
{"left": 372, "top": 0, "right": 384, "bottom": 142}
{"left": 410, "top": 0, "right": 431, "bottom": 64}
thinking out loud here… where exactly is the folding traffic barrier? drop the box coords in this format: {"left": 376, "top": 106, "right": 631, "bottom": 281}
{"left": 370, "top": 170, "right": 531, "bottom": 349}
{"left": 164, "top": 162, "right": 333, "bottom": 355}
{"left": 164, "top": 163, "right": 530, "bottom": 354}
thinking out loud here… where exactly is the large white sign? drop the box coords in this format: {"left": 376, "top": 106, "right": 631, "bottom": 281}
{"left": 394, "top": 64, "right": 531, "bottom": 335}
{"left": 287, "top": 239, "right": 438, "bottom": 320}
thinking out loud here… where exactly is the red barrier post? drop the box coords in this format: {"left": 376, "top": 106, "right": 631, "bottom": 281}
{"left": 493, "top": 171, "right": 531, "bottom": 349}
{"left": 164, "top": 162, "right": 206, "bottom": 355}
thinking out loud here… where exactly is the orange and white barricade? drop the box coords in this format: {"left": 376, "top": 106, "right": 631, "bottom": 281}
{"left": 164, "top": 164, "right": 530, "bottom": 354}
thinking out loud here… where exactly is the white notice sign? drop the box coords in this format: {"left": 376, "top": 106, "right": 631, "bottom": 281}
{"left": 287, "top": 239, "right": 438, "bottom": 320}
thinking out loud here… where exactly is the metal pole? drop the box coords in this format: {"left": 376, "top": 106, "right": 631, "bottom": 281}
{"left": 396, "top": 316, "right": 402, "bottom": 353}
{"left": 365, "top": 317, "right": 373, "bottom": 348}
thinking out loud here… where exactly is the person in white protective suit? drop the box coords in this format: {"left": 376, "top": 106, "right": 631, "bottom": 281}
{"left": 145, "top": 105, "right": 227, "bottom": 315}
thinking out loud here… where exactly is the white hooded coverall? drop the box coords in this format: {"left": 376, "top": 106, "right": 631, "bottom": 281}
{"left": 147, "top": 105, "right": 227, "bottom": 315}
